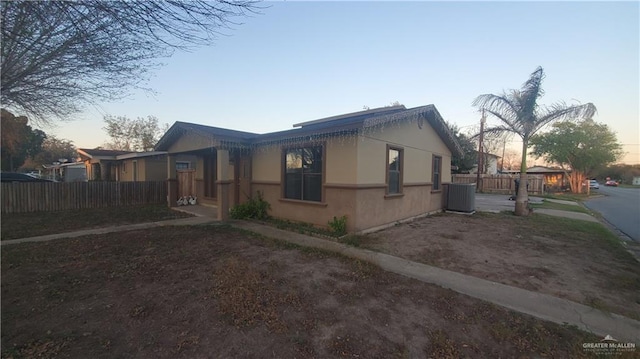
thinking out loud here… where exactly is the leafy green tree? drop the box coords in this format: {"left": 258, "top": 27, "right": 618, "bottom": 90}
{"left": 103, "top": 115, "right": 169, "bottom": 152}
{"left": 530, "top": 120, "right": 622, "bottom": 193}
{"left": 594, "top": 164, "right": 640, "bottom": 185}
{"left": 448, "top": 122, "right": 476, "bottom": 173}
{"left": 22, "top": 136, "right": 77, "bottom": 170}
{"left": 1, "top": 109, "right": 45, "bottom": 171}
{"left": 472, "top": 67, "right": 596, "bottom": 215}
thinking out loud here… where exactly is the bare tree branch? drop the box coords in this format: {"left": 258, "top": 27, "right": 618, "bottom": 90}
{"left": 1, "top": 0, "right": 262, "bottom": 124}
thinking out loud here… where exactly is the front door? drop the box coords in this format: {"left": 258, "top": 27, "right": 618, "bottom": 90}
{"left": 234, "top": 153, "right": 252, "bottom": 205}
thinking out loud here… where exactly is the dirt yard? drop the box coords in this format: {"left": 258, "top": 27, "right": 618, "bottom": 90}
{"left": 1, "top": 205, "right": 193, "bottom": 240}
{"left": 363, "top": 212, "right": 640, "bottom": 320}
{"left": 1, "top": 225, "right": 604, "bottom": 358}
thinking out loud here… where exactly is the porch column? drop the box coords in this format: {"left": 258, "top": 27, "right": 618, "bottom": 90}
{"left": 216, "top": 149, "right": 231, "bottom": 221}
{"left": 167, "top": 154, "right": 178, "bottom": 207}
{"left": 99, "top": 162, "right": 107, "bottom": 181}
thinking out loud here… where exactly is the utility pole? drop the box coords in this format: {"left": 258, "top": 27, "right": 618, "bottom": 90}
{"left": 500, "top": 137, "right": 506, "bottom": 172}
{"left": 475, "top": 110, "right": 485, "bottom": 193}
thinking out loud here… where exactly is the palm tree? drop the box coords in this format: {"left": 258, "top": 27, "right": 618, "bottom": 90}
{"left": 472, "top": 67, "right": 596, "bottom": 216}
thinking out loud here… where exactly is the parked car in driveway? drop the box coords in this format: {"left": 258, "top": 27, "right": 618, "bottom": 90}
{"left": 583, "top": 179, "right": 600, "bottom": 189}
{"left": 0, "top": 172, "right": 54, "bottom": 183}
{"left": 605, "top": 180, "right": 618, "bottom": 187}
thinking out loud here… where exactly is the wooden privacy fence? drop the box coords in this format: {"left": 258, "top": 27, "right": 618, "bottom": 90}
{"left": 1, "top": 181, "right": 167, "bottom": 213}
{"left": 177, "top": 169, "right": 196, "bottom": 198}
{"left": 452, "top": 174, "right": 545, "bottom": 195}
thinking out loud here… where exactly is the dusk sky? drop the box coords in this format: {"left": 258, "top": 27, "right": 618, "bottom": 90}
{"left": 48, "top": 1, "right": 639, "bottom": 164}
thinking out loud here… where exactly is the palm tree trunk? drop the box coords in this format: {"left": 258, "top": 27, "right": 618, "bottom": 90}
{"left": 515, "top": 138, "right": 530, "bottom": 216}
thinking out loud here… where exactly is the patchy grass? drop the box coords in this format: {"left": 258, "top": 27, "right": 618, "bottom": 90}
{"left": 338, "top": 234, "right": 367, "bottom": 247}
{"left": 537, "top": 193, "right": 592, "bottom": 202}
{"left": 363, "top": 212, "right": 640, "bottom": 320}
{"left": 1, "top": 205, "right": 193, "bottom": 240}
{"left": 521, "top": 214, "right": 637, "bottom": 263}
{"left": 618, "top": 184, "right": 640, "bottom": 189}
{"left": 1, "top": 225, "right": 611, "bottom": 358}
{"left": 529, "top": 200, "right": 592, "bottom": 214}
{"left": 265, "top": 218, "right": 336, "bottom": 238}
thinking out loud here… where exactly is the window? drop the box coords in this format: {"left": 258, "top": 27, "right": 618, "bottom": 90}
{"left": 176, "top": 161, "right": 190, "bottom": 170}
{"left": 284, "top": 146, "right": 323, "bottom": 202}
{"left": 433, "top": 155, "right": 442, "bottom": 191}
{"left": 387, "top": 146, "right": 403, "bottom": 194}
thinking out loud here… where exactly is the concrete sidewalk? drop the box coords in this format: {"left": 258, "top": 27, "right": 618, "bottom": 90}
{"left": 475, "top": 193, "right": 599, "bottom": 222}
{"left": 0, "top": 216, "right": 215, "bottom": 246}
{"left": 234, "top": 220, "right": 639, "bottom": 343}
{"left": 534, "top": 208, "right": 599, "bottom": 222}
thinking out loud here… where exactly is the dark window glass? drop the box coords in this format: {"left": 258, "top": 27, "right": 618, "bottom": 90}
{"left": 388, "top": 148, "right": 402, "bottom": 194}
{"left": 433, "top": 156, "right": 442, "bottom": 190}
{"left": 176, "top": 161, "right": 190, "bottom": 170}
{"left": 284, "top": 146, "right": 322, "bottom": 201}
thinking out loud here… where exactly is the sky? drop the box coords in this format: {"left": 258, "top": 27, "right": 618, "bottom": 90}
{"left": 47, "top": 1, "right": 639, "bottom": 164}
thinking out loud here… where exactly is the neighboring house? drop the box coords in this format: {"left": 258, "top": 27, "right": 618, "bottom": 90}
{"left": 78, "top": 148, "right": 197, "bottom": 182}
{"left": 470, "top": 152, "right": 500, "bottom": 175}
{"left": 632, "top": 176, "right": 640, "bottom": 186}
{"left": 78, "top": 149, "right": 135, "bottom": 181}
{"left": 155, "top": 104, "right": 462, "bottom": 232}
{"left": 503, "top": 166, "right": 568, "bottom": 191}
{"left": 42, "top": 162, "right": 88, "bottom": 182}
{"left": 526, "top": 166, "right": 568, "bottom": 190}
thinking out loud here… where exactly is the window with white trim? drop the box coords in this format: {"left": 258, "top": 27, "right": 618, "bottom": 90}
{"left": 387, "top": 146, "right": 403, "bottom": 194}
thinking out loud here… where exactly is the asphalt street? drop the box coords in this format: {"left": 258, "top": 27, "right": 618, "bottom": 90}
{"left": 584, "top": 185, "right": 640, "bottom": 241}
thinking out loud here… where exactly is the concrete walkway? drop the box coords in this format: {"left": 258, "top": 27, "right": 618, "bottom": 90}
{"left": 534, "top": 208, "right": 599, "bottom": 222}
{"left": 233, "top": 221, "right": 640, "bottom": 343}
{"left": 475, "top": 193, "right": 600, "bottom": 222}
{"left": 3, "top": 204, "right": 637, "bottom": 343}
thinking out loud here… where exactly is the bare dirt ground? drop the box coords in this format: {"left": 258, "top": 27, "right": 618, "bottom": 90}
{"left": 1, "top": 225, "right": 605, "bottom": 358}
{"left": 1, "top": 205, "right": 193, "bottom": 240}
{"left": 363, "top": 212, "right": 640, "bottom": 320}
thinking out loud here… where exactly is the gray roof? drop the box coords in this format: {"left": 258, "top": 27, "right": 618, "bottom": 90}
{"left": 154, "top": 106, "right": 463, "bottom": 157}
{"left": 155, "top": 121, "right": 259, "bottom": 151}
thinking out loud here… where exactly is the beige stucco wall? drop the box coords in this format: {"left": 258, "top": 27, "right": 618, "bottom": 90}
{"left": 357, "top": 120, "right": 452, "bottom": 185}
{"left": 245, "top": 120, "right": 453, "bottom": 232}
{"left": 325, "top": 136, "right": 358, "bottom": 184}
{"left": 166, "top": 132, "right": 215, "bottom": 154}
{"left": 252, "top": 146, "right": 281, "bottom": 183}
{"left": 249, "top": 121, "right": 449, "bottom": 230}
{"left": 144, "top": 156, "right": 167, "bottom": 181}
{"left": 252, "top": 138, "right": 358, "bottom": 185}
{"left": 118, "top": 159, "right": 138, "bottom": 181}
{"left": 116, "top": 156, "right": 167, "bottom": 181}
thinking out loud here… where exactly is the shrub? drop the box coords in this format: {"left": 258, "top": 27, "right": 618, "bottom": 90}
{"left": 229, "top": 191, "right": 271, "bottom": 220}
{"left": 328, "top": 215, "right": 347, "bottom": 236}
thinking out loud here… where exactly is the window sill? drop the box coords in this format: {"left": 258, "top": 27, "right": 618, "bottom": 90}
{"left": 279, "top": 198, "right": 328, "bottom": 207}
{"left": 384, "top": 193, "right": 404, "bottom": 199}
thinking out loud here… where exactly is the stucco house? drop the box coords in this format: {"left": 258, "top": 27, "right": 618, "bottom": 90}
{"left": 470, "top": 152, "right": 500, "bottom": 175}
{"left": 155, "top": 105, "right": 462, "bottom": 232}
{"left": 78, "top": 148, "right": 197, "bottom": 182}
